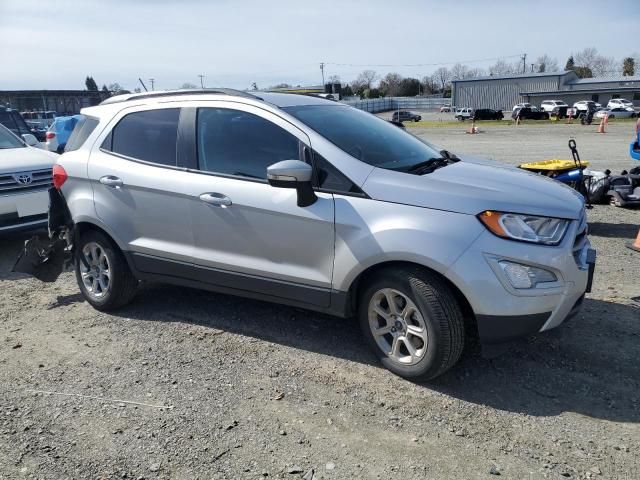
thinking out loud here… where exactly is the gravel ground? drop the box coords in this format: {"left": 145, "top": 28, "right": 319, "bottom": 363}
{"left": 1, "top": 123, "right": 639, "bottom": 479}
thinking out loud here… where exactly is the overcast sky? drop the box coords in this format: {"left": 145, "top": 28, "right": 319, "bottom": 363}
{"left": 1, "top": 0, "right": 638, "bottom": 91}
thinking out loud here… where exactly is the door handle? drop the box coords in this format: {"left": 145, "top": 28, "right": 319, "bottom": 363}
{"left": 99, "top": 175, "right": 123, "bottom": 188}
{"left": 199, "top": 193, "right": 232, "bottom": 207}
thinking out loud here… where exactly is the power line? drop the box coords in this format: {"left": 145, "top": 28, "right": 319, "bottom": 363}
{"left": 322, "top": 54, "right": 524, "bottom": 68}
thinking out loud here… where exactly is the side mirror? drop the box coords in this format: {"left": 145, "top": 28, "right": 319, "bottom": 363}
{"left": 267, "top": 160, "right": 317, "bottom": 207}
{"left": 22, "top": 133, "right": 38, "bottom": 146}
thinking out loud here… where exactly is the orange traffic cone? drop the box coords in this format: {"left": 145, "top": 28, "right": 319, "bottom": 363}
{"left": 628, "top": 228, "right": 640, "bottom": 252}
{"left": 597, "top": 115, "right": 606, "bottom": 134}
{"left": 467, "top": 121, "right": 477, "bottom": 134}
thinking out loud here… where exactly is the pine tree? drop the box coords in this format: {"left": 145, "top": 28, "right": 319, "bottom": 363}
{"left": 622, "top": 57, "right": 635, "bottom": 76}
{"left": 85, "top": 76, "right": 98, "bottom": 91}
{"left": 565, "top": 56, "right": 575, "bottom": 71}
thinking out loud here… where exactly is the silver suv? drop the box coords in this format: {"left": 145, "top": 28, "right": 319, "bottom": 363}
{"left": 39, "top": 89, "right": 595, "bottom": 380}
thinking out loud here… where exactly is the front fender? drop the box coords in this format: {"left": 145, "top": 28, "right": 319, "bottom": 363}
{"left": 332, "top": 197, "right": 484, "bottom": 292}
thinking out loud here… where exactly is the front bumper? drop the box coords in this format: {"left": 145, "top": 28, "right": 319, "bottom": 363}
{"left": 0, "top": 189, "right": 49, "bottom": 233}
{"left": 447, "top": 222, "right": 595, "bottom": 346}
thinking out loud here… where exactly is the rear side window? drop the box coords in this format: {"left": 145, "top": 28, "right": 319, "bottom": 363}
{"left": 65, "top": 116, "right": 99, "bottom": 152}
{"left": 196, "top": 108, "right": 300, "bottom": 180}
{"left": 102, "top": 109, "right": 180, "bottom": 166}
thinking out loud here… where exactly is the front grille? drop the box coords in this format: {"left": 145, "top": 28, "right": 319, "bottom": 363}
{"left": 0, "top": 169, "right": 52, "bottom": 195}
{"left": 0, "top": 212, "right": 47, "bottom": 228}
{"left": 572, "top": 211, "right": 588, "bottom": 266}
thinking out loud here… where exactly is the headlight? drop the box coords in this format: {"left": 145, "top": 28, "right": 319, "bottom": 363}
{"left": 478, "top": 211, "right": 569, "bottom": 245}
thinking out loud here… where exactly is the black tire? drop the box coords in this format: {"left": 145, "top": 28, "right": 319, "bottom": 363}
{"left": 608, "top": 114, "right": 615, "bottom": 119}
{"left": 75, "top": 230, "right": 138, "bottom": 311}
{"left": 358, "top": 267, "right": 465, "bottom": 381}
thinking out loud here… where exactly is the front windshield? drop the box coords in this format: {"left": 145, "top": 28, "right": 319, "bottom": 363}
{"left": 0, "top": 125, "right": 25, "bottom": 149}
{"left": 283, "top": 105, "right": 442, "bottom": 171}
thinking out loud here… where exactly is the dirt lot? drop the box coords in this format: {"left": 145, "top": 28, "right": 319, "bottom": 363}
{"left": 1, "top": 122, "right": 639, "bottom": 480}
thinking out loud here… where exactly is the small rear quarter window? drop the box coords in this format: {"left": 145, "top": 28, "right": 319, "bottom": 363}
{"left": 65, "top": 116, "right": 99, "bottom": 151}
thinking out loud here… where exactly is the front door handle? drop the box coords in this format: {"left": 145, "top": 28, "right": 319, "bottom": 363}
{"left": 99, "top": 175, "right": 123, "bottom": 188}
{"left": 199, "top": 192, "right": 232, "bottom": 207}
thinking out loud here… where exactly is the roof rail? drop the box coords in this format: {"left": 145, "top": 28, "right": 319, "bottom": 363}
{"left": 99, "top": 88, "right": 263, "bottom": 105}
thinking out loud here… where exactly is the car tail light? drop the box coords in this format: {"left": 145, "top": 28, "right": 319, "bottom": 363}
{"left": 45, "top": 131, "right": 56, "bottom": 140}
{"left": 52, "top": 164, "right": 68, "bottom": 190}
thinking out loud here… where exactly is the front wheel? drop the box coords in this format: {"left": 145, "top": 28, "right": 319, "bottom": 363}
{"left": 75, "top": 230, "right": 138, "bottom": 311}
{"left": 359, "top": 267, "right": 465, "bottom": 381}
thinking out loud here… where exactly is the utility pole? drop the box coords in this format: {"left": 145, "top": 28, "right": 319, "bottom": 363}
{"left": 521, "top": 53, "right": 527, "bottom": 74}
{"left": 198, "top": 74, "right": 205, "bottom": 88}
{"left": 530, "top": 64, "right": 535, "bottom": 73}
{"left": 149, "top": 78, "right": 155, "bottom": 91}
{"left": 320, "top": 63, "right": 325, "bottom": 91}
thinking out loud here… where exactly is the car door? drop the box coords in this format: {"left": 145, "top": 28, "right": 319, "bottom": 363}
{"left": 89, "top": 107, "right": 195, "bottom": 269}
{"left": 183, "top": 103, "right": 335, "bottom": 307}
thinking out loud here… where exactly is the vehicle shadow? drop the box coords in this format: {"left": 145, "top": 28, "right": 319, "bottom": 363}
{"left": 588, "top": 221, "right": 639, "bottom": 239}
{"left": 104, "top": 284, "right": 640, "bottom": 423}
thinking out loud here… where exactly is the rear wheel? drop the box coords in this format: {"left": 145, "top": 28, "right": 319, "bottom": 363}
{"left": 359, "top": 267, "right": 465, "bottom": 381}
{"left": 75, "top": 230, "right": 138, "bottom": 311}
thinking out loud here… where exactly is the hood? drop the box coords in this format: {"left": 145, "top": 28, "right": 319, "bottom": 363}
{"left": 362, "top": 155, "right": 585, "bottom": 220}
{"left": 0, "top": 146, "right": 57, "bottom": 175}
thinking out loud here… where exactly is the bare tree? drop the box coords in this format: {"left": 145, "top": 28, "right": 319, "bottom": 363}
{"left": 574, "top": 48, "right": 599, "bottom": 70}
{"left": 328, "top": 74, "right": 341, "bottom": 84}
{"left": 379, "top": 72, "right": 403, "bottom": 96}
{"left": 355, "top": 70, "right": 378, "bottom": 89}
{"left": 422, "top": 75, "right": 439, "bottom": 95}
{"left": 466, "top": 67, "right": 486, "bottom": 78}
{"left": 450, "top": 63, "right": 469, "bottom": 80}
{"left": 592, "top": 56, "right": 618, "bottom": 77}
{"left": 432, "top": 67, "right": 451, "bottom": 91}
{"left": 535, "top": 54, "right": 560, "bottom": 73}
{"left": 181, "top": 82, "right": 197, "bottom": 89}
{"left": 488, "top": 60, "right": 515, "bottom": 76}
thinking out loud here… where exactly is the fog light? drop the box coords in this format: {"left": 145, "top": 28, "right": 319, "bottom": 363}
{"left": 498, "top": 261, "right": 557, "bottom": 289}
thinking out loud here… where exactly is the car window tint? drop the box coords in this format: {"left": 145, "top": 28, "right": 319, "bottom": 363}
{"left": 66, "top": 116, "right": 100, "bottom": 152}
{"left": 105, "top": 109, "right": 179, "bottom": 165}
{"left": 197, "top": 108, "right": 300, "bottom": 180}
{"left": 313, "top": 153, "right": 362, "bottom": 195}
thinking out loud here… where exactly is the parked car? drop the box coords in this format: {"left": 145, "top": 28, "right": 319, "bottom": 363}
{"left": 20, "top": 110, "right": 58, "bottom": 128}
{"left": 30, "top": 90, "right": 595, "bottom": 381}
{"left": 392, "top": 110, "right": 421, "bottom": 122}
{"left": 472, "top": 109, "right": 504, "bottom": 121}
{"left": 512, "top": 102, "right": 532, "bottom": 111}
{"left": 607, "top": 98, "right": 634, "bottom": 109}
{"left": 0, "top": 108, "right": 46, "bottom": 144}
{"left": 455, "top": 107, "right": 473, "bottom": 120}
{"left": 511, "top": 107, "right": 550, "bottom": 120}
{"left": 0, "top": 124, "right": 57, "bottom": 234}
{"left": 595, "top": 107, "right": 637, "bottom": 119}
{"left": 540, "top": 100, "right": 569, "bottom": 116}
{"left": 573, "top": 100, "right": 598, "bottom": 115}
{"left": 440, "top": 104, "right": 452, "bottom": 113}
{"left": 45, "top": 115, "right": 82, "bottom": 153}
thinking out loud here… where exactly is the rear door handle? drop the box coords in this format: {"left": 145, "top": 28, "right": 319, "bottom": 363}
{"left": 199, "top": 193, "right": 232, "bottom": 207}
{"left": 99, "top": 175, "right": 123, "bottom": 188}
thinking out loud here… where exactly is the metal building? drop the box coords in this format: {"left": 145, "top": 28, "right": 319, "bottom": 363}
{"left": 452, "top": 72, "right": 640, "bottom": 110}
{"left": 0, "top": 90, "right": 106, "bottom": 115}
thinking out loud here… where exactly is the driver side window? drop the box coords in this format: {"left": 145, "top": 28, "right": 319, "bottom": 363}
{"left": 196, "top": 108, "right": 301, "bottom": 180}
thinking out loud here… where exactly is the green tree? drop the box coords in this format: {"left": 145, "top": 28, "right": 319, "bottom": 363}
{"left": 85, "top": 76, "right": 98, "bottom": 91}
{"left": 574, "top": 66, "right": 593, "bottom": 78}
{"left": 565, "top": 56, "right": 575, "bottom": 71}
{"left": 623, "top": 57, "right": 635, "bottom": 76}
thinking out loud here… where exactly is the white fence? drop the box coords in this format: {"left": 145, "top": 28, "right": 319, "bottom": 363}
{"left": 341, "top": 96, "right": 446, "bottom": 113}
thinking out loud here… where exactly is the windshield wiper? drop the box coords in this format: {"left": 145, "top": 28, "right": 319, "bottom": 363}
{"left": 405, "top": 157, "right": 450, "bottom": 174}
{"left": 440, "top": 149, "right": 460, "bottom": 161}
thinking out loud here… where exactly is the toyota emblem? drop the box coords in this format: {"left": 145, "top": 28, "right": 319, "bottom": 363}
{"left": 15, "top": 173, "right": 33, "bottom": 185}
